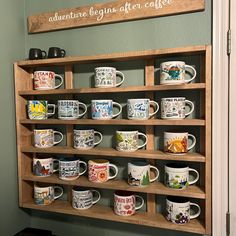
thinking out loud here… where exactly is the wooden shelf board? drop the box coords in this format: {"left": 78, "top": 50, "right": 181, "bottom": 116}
{"left": 21, "top": 146, "right": 206, "bottom": 162}
{"left": 17, "top": 45, "right": 207, "bottom": 67}
{"left": 23, "top": 174, "right": 205, "bottom": 199}
{"left": 19, "top": 83, "right": 206, "bottom": 95}
{"left": 21, "top": 201, "right": 206, "bottom": 234}
{"left": 20, "top": 118, "right": 205, "bottom": 126}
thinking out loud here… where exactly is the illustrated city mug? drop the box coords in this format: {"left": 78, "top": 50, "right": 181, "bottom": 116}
{"left": 127, "top": 99, "right": 159, "bottom": 120}
{"left": 128, "top": 161, "right": 159, "bottom": 187}
{"left": 48, "top": 47, "right": 66, "bottom": 58}
{"left": 91, "top": 100, "right": 122, "bottom": 120}
{"left": 34, "top": 184, "right": 63, "bottom": 205}
{"left": 34, "top": 129, "right": 63, "bottom": 148}
{"left": 114, "top": 190, "right": 144, "bottom": 216}
{"left": 58, "top": 157, "right": 87, "bottom": 181}
{"left": 33, "top": 157, "right": 58, "bottom": 177}
{"left": 166, "top": 196, "right": 201, "bottom": 224}
{"left": 88, "top": 159, "right": 118, "bottom": 183}
{"left": 72, "top": 187, "right": 101, "bottom": 210}
{"left": 116, "top": 131, "right": 148, "bottom": 152}
{"left": 164, "top": 163, "right": 199, "bottom": 189}
{"left": 58, "top": 100, "right": 87, "bottom": 120}
{"left": 161, "top": 97, "right": 195, "bottom": 120}
{"left": 33, "top": 71, "right": 63, "bottom": 90}
{"left": 155, "top": 61, "right": 197, "bottom": 85}
{"left": 73, "top": 129, "right": 103, "bottom": 150}
{"left": 29, "top": 48, "right": 46, "bottom": 60}
{"left": 164, "top": 132, "right": 196, "bottom": 154}
{"left": 94, "top": 67, "right": 125, "bottom": 88}
{"left": 27, "top": 100, "right": 56, "bottom": 120}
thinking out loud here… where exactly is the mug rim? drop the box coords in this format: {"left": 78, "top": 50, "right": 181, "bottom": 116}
{"left": 160, "top": 61, "right": 185, "bottom": 65}
{"left": 116, "top": 130, "right": 138, "bottom": 133}
{"left": 92, "top": 99, "right": 113, "bottom": 102}
{"left": 74, "top": 129, "right": 94, "bottom": 132}
{"left": 59, "top": 157, "right": 79, "bottom": 162}
{"left": 28, "top": 100, "right": 48, "bottom": 103}
{"left": 58, "top": 100, "right": 79, "bottom": 102}
{"left": 114, "top": 190, "right": 135, "bottom": 197}
{"left": 161, "top": 97, "right": 185, "bottom": 100}
{"left": 34, "top": 129, "right": 53, "bottom": 132}
{"left": 88, "top": 159, "right": 109, "bottom": 164}
{"left": 166, "top": 196, "right": 190, "bottom": 204}
{"left": 165, "top": 163, "right": 188, "bottom": 169}
{"left": 128, "top": 160, "right": 149, "bottom": 167}
{"left": 33, "top": 157, "right": 53, "bottom": 161}
{"left": 127, "top": 98, "right": 150, "bottom": 101}
{"left": 72, "top": 186, "right": 91, "bottom": 192}
{"left": 95, "top": 66, "right": 116, "bottom": 70}
{"left": 164, "top": 131, "right": 188, "bottom": 135}
{"left": 34, "top": 70, "right": 55, "bottom": 74}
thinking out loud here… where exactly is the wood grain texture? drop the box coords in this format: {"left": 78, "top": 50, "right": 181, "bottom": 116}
{"left": 28, "top": 0, "right": 205, "bottom": 33}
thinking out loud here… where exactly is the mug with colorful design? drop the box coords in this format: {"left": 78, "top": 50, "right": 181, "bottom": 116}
{"left": 114, "top": 190, "right": 144, "bottom": 216}
{"left": 33, "top": 157, "right": 58, "bottom": 177}
{"left": 88, "top": 159, "right": 118, "bottom": 183}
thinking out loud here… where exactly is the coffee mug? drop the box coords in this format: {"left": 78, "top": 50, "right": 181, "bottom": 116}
{"left": 164, "top": 132, "right": 196, "bottom": 154}
{"left": 72, "top": 187, "right": 101, "bottom": 210}
{"left": 114, "top": 190, "right": 144, "bottom": 216}
{"left": 29, "top": 48, "right": 46, "bottom": 60}
{"left": 116, "top": 131, "right": 148, "bottom": 152}
{"left": 166, "top": 196, "right": 201, "bottom": 224}
{"left": 94, "top": 67, "right": 125, "bottom": 88}
{"left": 33, "top": 157, "right": 58, "bottom": 177}
{"left": 128, "top": 161, "right": 159, "bottom": 187}
{"left": 58, "top": 157, "right": 87, "bottom": 181}
{"left": 58, "top": 100, "right": 87, "bottom": 120}
{"left": 34, "top": 129, "right": 64, "bottom": 148}
{"left": 88, "top": 159, "right": 118, "bottom": 183}
{"left": 161, "top": 97, "right": 194, "bottom": 120}
{"left": 127, "top": 99, "right": 159, "bottom": 120}
{"left": 91, "top": 100, "right": 122, "bottom": 120}
{"left": 48, "top": 47, "right": 66, "bottom": 58}
{"left": 33, "top": 71, "right": 63, "bottom": 90}
{"left": 27, "top": 100, "right": 55, "bottom": 120}
{"left": 165, "top": 163, "right": 199, "bottom": 189}
{"left": 155, "top": 61, "right": 197, "bottom": 85}
{"left": 34, "top": 184, "right": 63, "bottom": 205}
{"left": 73, "top": 129, "right": 103, "bottom": 150}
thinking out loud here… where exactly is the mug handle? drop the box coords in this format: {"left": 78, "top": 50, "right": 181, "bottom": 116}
{"left": 53, "top": 159, "right": 59, "bottom": 173}
{"left": 135, "top": 195, "right": 144, "bottom": 211}
{"left": 108, "top": 163, "right": 118, "bottom": 180}
{"left": 149, "top": 165, "right": 160, "bottom": 182}
{"left": 53, "top": 186, "right": 63, "bottom": 200}
{"left": 115, "top": 71, "right": 125, "bottom": 87}
{"left": 47, "top": 104, "right": 56, "bottom": 117}
{"left": 78, "top": 160, "right": 87, "bottom": 176}
{"left": 187, "top": 134, "right": 196, "bottom": 151}
{"left": 190, "top": 203, "right": 201, "bottom": 219}
{"left": 137, "top": 132, "right": 148, "bottom": 149}
{"left": 53, "top": 131, "right": 63, "bottom": 145}
{"left": 188, "top": 168, "right": 199, "bottom": 185}
{"left": 184, "top": 65, "right": 197, "bottom": 83}
{"left": 78, "top": 102, "right": 87, "bottom": 117}
{"left": 112, "top": 102, "right": 122, "bottom": 118}
{"left": 149, "top": 101, "right": 159, "bottom": 117}
{"left": 42, "top": 50, "right": 47, "bottom": 59}
{"left": 60, "top": 49, "right": 66, "bottom": 57}
{"left": 91, "top": 190, "right": 101, "bottom": 205}
{"left": 185, "top": 100, "right": 195, "bottom": 116}
{"left": 54, "top": 74, "right": 64, "bottom": 89}
{"left": 94, "top": 131, "right": 103, "bottom": 146}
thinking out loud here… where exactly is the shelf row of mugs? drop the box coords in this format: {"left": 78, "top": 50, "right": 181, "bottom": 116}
{"left": 27, "top": 97, "right": 196, "bottom": 120}
{"left": 33, "top": 129, "right": 196, "bottom": 154}
{"left": 33, "top": 182, "right": 201, "bottom": 225}
{"left": 32, "top": 62, "right": 197, "bottom": 90}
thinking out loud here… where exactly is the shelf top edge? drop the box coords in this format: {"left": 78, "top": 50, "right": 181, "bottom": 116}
{"left": 16, "top": 45, "right": 210, "bottom": 67}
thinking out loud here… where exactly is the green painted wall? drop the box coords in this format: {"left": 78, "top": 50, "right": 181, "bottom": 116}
{"left": 0, "top": 0, "right": 30, "bottom": 235}
{"left": 24, "top": 0, "right": 211, "bottom": 236}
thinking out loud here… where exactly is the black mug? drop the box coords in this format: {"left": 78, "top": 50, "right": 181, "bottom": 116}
{"left": 48, "top": 47, "right": 66, "bottom": 58}
{"left": 29, "top": 48, "right": 47, "bottom": 60}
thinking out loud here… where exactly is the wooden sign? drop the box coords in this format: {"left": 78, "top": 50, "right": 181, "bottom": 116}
{"left": 28, "top": 0, "right": 205, "bottom": 33}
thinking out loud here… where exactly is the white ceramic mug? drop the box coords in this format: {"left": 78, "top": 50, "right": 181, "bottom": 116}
{"left": 34, "top": 129, "right": 63, "bottom": 148}
{"left": 33, "top": 71, "right": 63, "bottom": 90}
{"left": 164, "top": 132, "right": 196, "bottom": 154}
{"left": 155, "top": 61, "right": 197, "bottom": 85}
{"left": 161, "top": 97, "right": 194, "bottom": 120}
{"left": 128, "top": 161, "right": 159, "bottom": 187}
{"left": 72, "top": 187, "right": 101, "bottom": 210}
{"left": 165, "top": 163, "right": 199, "bottom": 189}
{"left": 73, "top": 129, "right": 103, "bottom": 150}
{"left": 91, "top": 99, "right": 122, "bottom": 120}
{"left": 95, "top": 67, "right": 125, "bottom": 88}
{"left": 166, "top": 196, "right": 201, "bottom": 224}
{"left": 58, "top": 100, "right": 87, "bottom": 120}
{"left": 127, "top": 99, "right": 159, "bottom": 120}
{"left": 116, "top": 131, "right": 147, "bottom": 152}
{"left": 33, "top": 157, "right": 58, "bottom": 177}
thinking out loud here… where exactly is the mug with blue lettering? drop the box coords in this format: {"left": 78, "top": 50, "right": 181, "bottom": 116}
{"left": 127, "top": 99, "right": 159, "bottom": 120}
{"left": 91, "top": 99, "right": 122, "bottom": 120}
